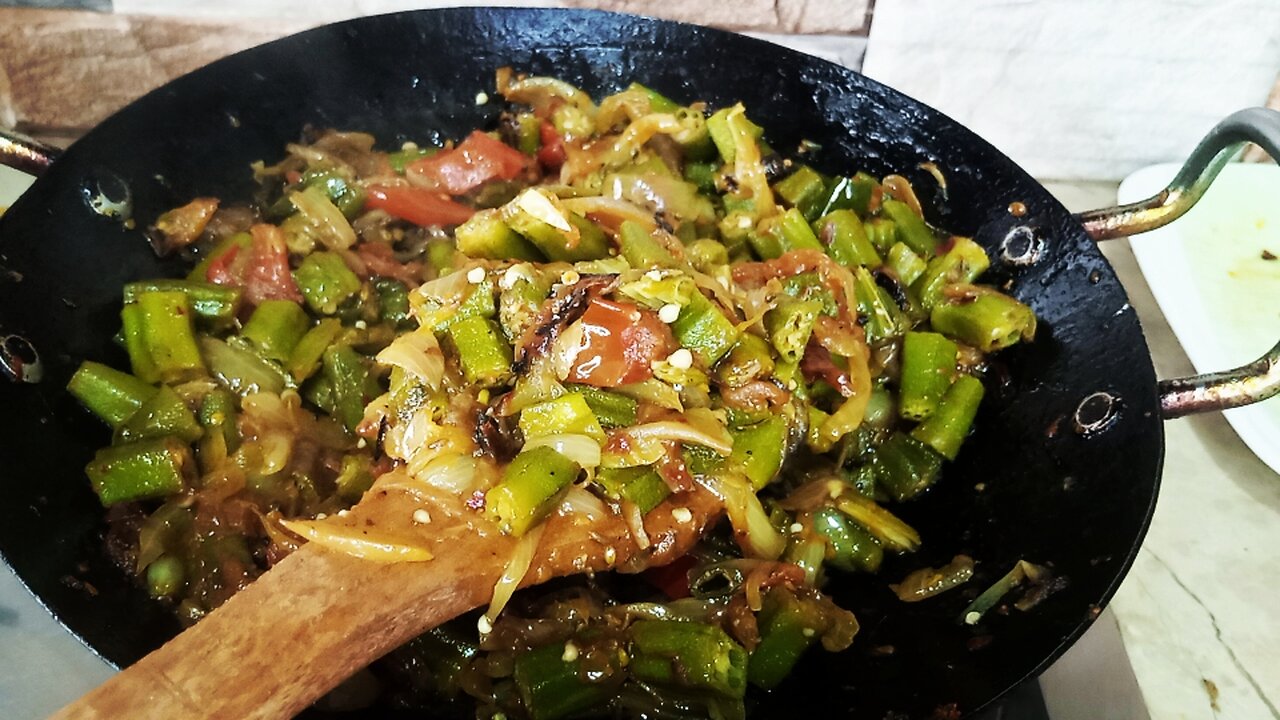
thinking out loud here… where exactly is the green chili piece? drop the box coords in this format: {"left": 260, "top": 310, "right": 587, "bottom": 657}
{"left": 488, "top": 446, "right": 581, "bottom": 536}
{"left": 186, "top": 231, "right": 250, "bottom": 283}
{"left": 123, "top": 280, "right": 241, "bottom": 328}
{"left": 618, "top": 219, "right": 678, "bottom": 269}
{"left": 145, "top": 555, "right": 185, "bottom": 599}
{"left": 86, "top": 437, "right": 191, "bottom": 506}
{"left": 817, "top": 172, "right": 879, "bottom": 218}
{"left": 886, "top": 242, "right": 927, "bottom": 286}
{"left": 519, "top": 393, "right": 606, "bottom": 443}
{"left": 671, "top": 292, "right": 739, "bottom": 368}
{"left": 67, "top": 361, "right": 158, "bottom": 429}
{"left": 595, "top": 465, "right": 671, "bottom": 514}
{"left": 629, "top": 619, "right": 748, "bottom": 699}
{"left": 881, "top": 199, "right": 938, "bottom": 258}
{"left": 286, "top": 318, "right": 343, "bottom": 382}
{"left": 294, "top": 251, "right": 362, "bottom": 315}
{"left": 456, "top": 208, "right": 543, "bottom": 261}
{"left": 748, "top": 591, "right": 818, "bottom": 690}
{"left": 773, "top": 165, "right": 827, "bottom": 220}
{"left": 446, "top": 316, "right": 513, "bottom": 388}
{"left": 811, "top": 507, "right": 883, "bottom": 573}
{"left": 912, "top": 374, "right": 985, "bottom": 460}
{"left": 764, "top": 297, "right": 821, "bottom": 366}
{"left": 373, "top": 278, "right": 413, "bottom": 329}
{"left": 241, "top": 299, "right": 310, "bottom": 362}
{"left": 913, "top": 236, "right": 991, "bottom": 310}
{"left": 813, "top": 209, "right": 881, "bottom": 269}
{"left": 387, "top": 146, "right": 436, "bottom": 174}
{"left": 117, "top": 385, "right": 203, "bottom": 444}
{"left": 321, "top": 345, "right": 379, "bottom": 432}
{"left": 730, "top": 415, "right": 789, "bottom": 490}
{"left": 514, "top": 641, "right": 616, "bottom": 720}
{"left": 570, "top": 385, "right": 638, "bottom": 428}
{"left": 929, "top": 285, "right": 1037, "bottom": 352}
{"left": 873, "top": 431, "right": 944, "bottom": 502}
{"left": 201, "top": 337, "right": 289, "bottom": 396}
{"left": 136, "top": 290, "right": 206, "bottom": 383}
{"left": 899, "top": 332, "right": 958, "bottom": 421}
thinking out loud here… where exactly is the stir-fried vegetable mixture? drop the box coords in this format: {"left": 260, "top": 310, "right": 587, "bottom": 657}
{"left": 68, "top": 71, "right": 1036, "bottom": 718}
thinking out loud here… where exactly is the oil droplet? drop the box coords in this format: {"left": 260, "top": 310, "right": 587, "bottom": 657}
{"left": 1008, "top": 201, "right": 1028, "bottom": 217}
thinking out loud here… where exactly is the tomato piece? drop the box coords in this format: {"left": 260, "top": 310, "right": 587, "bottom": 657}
{"left": 536, "top": 121, "right": 566, "bottom": 170}
{"left": 566, "top": 297, "right": 673, "bottom": 387}
{"left": 205, "top": 243, "right": 245, "bottom": 286}
{"left": 365, "top": 185, "right": 475, "bottom": 227}
{"left": 356, "top": 241, "right": 422, "bottom": 285}
{"left": 643, "top": 553, "right": 698, "bottom": 600}
{"left": 243, "top": 224, "right": 303, "bottom": 305}
{"left": 405, "top": 131, "right": 528, "bottom": 195}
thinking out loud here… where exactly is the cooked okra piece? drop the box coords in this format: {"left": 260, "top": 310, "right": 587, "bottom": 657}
{"left": 880, "top": 199, "right": 938, "bottom": 258}
{"left": 513, "top": 641, "right": 617, "bottom": 720}
{"left": 86, "top": 437, "right": 192, "bottom": 506}
{"left": 618, "top": 219, "right": 678, "bottom": 269}
{"left": 671, "top": 292, "right": 739, "bottom": 368}
{"left": 730, "top": 415, "right": 789, "bottom": 490}
{"left": 455, "top": 208, "right": 543, "bottom": 261}
{"left": 912, "top": 374, "right": 985, "bottom": 460}
{"left": 595, "top": 465, "right": 671, "bottom": 514}
{"left": 913, "top": 236, "right": 991, "bottom": 310}
{"left": 122, "top": 280, "right": 241, "bottom": 328}
{"left": 929, "top": 285, "right": 1037, "bottom": 352}
{"left": 773, "top": 165, "right": 827, "bottom": 220}
{"left": 241, "top": 299, "right": 311, "bottom": 362}
{"left": 899, "top": 331, "right": 959, "bottom": 421}
{"left": 571, "top": 384, "right": 639, "bottom": 428}
{"left": 629, "top": 619, "right": 748, "bottom": 699}
{"left": 67, "top": 361, "right": 158, "bottom": 428}
{"left": 293, "top": 251, "right": 362, "bottom": 315}
{"left": 814, "top": 209, "right": 881, "bottom": 269}
{"left": 764, "top": 297, "right": 821, "bottom": 366}
{"left": 886, "top": 241, "right": 927, "bottom": 286}
{"left": 487, "top": 445, "right": 581, "bottom": 536}
{"left": 446, "top": 316, "right": 514, "bottom": 388}
{"left": 135, "top": 290, "right": 206, "bottom": 383}
{"left": 117, "top": 385, "right": 204, "bottom": 444}
{"left": 518, "top": 393, "right": 606, "bottom": 443}
{"left": 872, "top": 431, "right": 945, "bottom": 502}
{"left": 286, "top": 318, "right": 343, "bottom": 382}
{"left": 810, "top": 506, "right": 883, "bottom": 573}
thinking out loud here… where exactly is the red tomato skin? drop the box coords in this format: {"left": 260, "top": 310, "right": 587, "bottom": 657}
{"left": 243, "top": 224, "right": 303, "bottom": 305}
{"left": 365, "top": 185, "right": 475, "bottom": 227}
{"left": 567, "top": 298, "right": 673, "bottom": 387}
{"left": 643, "top": 553, "right": 698, "bottom": 600}
{"left": 536, "top": 121, "right": 566, "bottom": 169}
{"left": 405, "top": 131, "right": 527, "bottom": 195}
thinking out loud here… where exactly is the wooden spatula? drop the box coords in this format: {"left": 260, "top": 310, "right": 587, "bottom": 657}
{"left": 50, "top": 476, "right": 723, "bottom": 720}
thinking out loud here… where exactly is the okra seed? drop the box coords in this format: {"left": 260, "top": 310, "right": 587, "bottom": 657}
{"left": 672, "top": 507, "right": 693, "bottom": 523}
{"left": 667, "top": 348, "right": 693, "bottom": 370}
{"left": 475, "top": 91, "right": 490, "bottom": 106}
{"left": 467, "top": 267, "right": 487, "bottom": 284}
{"left": 658, "top": 303, "right": 681, "bottom": 323}
{"left": 562, "top": 641, "right": 580, "bottom": 662}
{"left": 560, "top": 269, "right": 581, "bottom": 285}
{"left": 412, "top": 509, "right": 431, "bottom": 524}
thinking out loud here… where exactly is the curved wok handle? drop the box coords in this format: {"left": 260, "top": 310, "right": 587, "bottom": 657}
{"left": 0, "top": 127, "right": 60, "bottom": 177}
{"left": 1074, "top": 108, "right": 1280, "bottom": 419}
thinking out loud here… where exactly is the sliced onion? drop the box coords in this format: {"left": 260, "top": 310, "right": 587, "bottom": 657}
{"left": 558, "top": 485, "right": 609, "bottom": 523}
{"left": 562, "top": 195, "right": 657, "bottom": 232}
{"left": 376, "top": 327, "right": 445, "bottom": 390}
{"left": 526, "top": 433, "right": 601, "bottom": 470}
{"left": 624, "top": 420, "right": 733, "bottom": 456}
{"left": 622, "top": 500, "right": 651, "bottom": 550}
{"left": 549, "top": 319, "right": 586, "bottom": 382}
{"left": 613, "top": 379, "right": 683, "bottom": 412}
{"left": 486, "top": 523, "right": 546, "bottom": 622}
{"left": 500, "top": 76, "right": 597, "bottom": 115}
{"left": 411, "top": 268, "right": 472, "bottom": 326}
{"left": 605, "top": 113, "right": 684, "bottom": 167}
{"left": 699, "top": 473, "right": 785, "bottom": 560}
{"left": 290, "top": 186, "right": 357, "bottom": 250}
{"left": 280, "top": 519, "right": 433, "bottom": 562}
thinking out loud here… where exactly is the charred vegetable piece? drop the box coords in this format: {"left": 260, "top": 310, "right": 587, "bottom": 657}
{"left": 487, "top": 446, "right": 581, "bottom": 536}
{"left": 86, "top": 437, "right": 191, "bottom": 506}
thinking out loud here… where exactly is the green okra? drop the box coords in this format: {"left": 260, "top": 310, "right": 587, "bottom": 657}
{"left": 455, "top": 208, "right": 543, "bottom": 261}
{"left": 929, "top": 285, "right": 1037, "bottom": 352}
{"left": 86, "top": 437, "right": 191, "bottom": 506}
{"left": 872, "top": 431, "right": 945, "bottom": 502}
{"left": 911, "top": 373, "right": 985, "bottom": 460}
{"left": 671, "top": 291, "right": 739, "bottom": 368}
{"left": 899, "top": 331, "right": 958, "bottom": 421}
{"left": 67, "top": 361, "right": 158, "bottom": 429}
{"left": 135, "top": 290, "right": 206, "bottom": 383}
{"left": 595, "top": 465, "right": 671, "bottom": 514}
{"left": 880, "top": 199, "right": 938, "bottom": 258}
{"left": 813, "top": 209, "right": 881, "bottom": 269}
{"left": 122, "top": 280, "right": 241, "bottom": 328}
{"left": 487, "top": 445, "right": 581, "bottom": 536}
{"left": 293, "top": 251, "right": 362, "bottom": 315}
{"left": 446, "top": 316, "right": 513, "bottom": 388}
{"left": 241, "top": 299, "right": 310, "bottom": 362}
{"left": 116, "top": 385, "right": 203, "bottom": 444}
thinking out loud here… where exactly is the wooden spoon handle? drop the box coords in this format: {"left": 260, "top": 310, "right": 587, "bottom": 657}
{"left": 51, "top": 489, "right": 719, "bottom": 719}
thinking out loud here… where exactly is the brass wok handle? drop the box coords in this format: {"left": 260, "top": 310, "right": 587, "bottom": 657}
{"left": 0, "top": 127, "right": 60, "bottom": 177}
{"left": 1075, "top": 108, "right": 1280, "bottom": 419}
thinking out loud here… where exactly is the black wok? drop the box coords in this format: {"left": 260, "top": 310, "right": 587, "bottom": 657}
{"left": 1, "top": 8, "right": 1277, "bottom": 719}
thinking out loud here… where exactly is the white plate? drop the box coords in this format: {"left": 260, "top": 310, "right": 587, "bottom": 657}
{"left": 1120, "top": 163, "right": 1280, "bottom": 476}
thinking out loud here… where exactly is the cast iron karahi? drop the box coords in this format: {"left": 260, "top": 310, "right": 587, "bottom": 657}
{"left": 0, "top": 8, "right": 1275, "bottom": 718}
